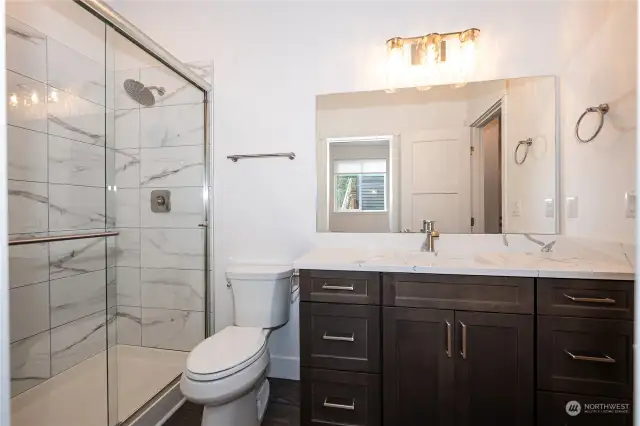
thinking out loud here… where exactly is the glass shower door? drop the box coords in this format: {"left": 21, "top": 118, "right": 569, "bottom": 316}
{"left": 6, "top": 1, "right": 116, "bottom": 426}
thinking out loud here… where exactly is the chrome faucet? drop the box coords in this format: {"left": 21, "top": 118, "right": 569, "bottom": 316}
{"left": 420, "top": 220, "right": 440, "bottom": 252}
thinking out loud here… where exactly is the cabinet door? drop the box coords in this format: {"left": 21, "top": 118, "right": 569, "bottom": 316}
{"left": 383, "top": 307, "right": 454, "bottom": 426}
{"left": 454, "top": 311, "right": 534, "bottom": 426}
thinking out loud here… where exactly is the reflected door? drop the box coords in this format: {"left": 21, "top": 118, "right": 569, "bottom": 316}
{"left": 400, "top": 129, "right": 471, "bottom": 233}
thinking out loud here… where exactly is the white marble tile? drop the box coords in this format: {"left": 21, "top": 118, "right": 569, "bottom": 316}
{"left": 48, "top": 135, "right": 105, "bottom": 187}
{"left": 49, "top": 184, "right": 112, "bottom": 231}
{"left": 107, "top": 267, "right": 117, "bottom": 309}
{"left": 141, "top": 229, "right": 204, "bottom": 270}
{"left": 8, "top": 180, "right": 48, "bottom": 234}
{"left": 186, "top": 61, "right": 213, "bottom": 85}
{"left": 112, "top": 148, "right": 140, "bottom": 189}
{"left": 114, "top": 188, "right": 140, "bottom": 228}
{"left": 116, "top": 266, "right": 141, "bottom": 306}
{"left": 140, "top": 145, "right": 204, "bottom": 188}
{"left": 140, "top": 65, "right": 203, "bottom": 107}
{"left": 47, "top": 38, "right": 106, "bottom": 106}
{"left": 114, "top": 108, "right": 140, "bottom": 149}
{"left": 50, "top": 310, "right": 110, "bottom": 375}
{"left": 139, "top": 103, "right": 204, "bottom": 148}
{"left": 141, "top": 308, "right": 204, "bottom": 351}
{"left": 50, "top": 270, "right": 107, "bottom": 328}
{"left": 10, "top": 331, "right": 51, "bottom": 397}
{"left": 49, "top": 236, "right": 107, "bottom": 280}
{"left": 140, "top": 187, "right": 203, "bottom": 228}
{"left": 6, "top": 16, "right": 47, "bottom": 83}
{"left": 141, "top": 268, "right": 204, "bottom": 311}
{"left": 114, "top": 68, "right": 141, "bottom": 110}
{"left": 8, "top": 125, "right": 48, "bottom": 183}
{"left": 9, "top": 241, "right": 49, "bottom": 288}
{"left": 48, "top": 88, "right": 106, "bottom": 146}
{"left": 10, "top": 282, "right": 50, "bottom": 343}
{"left": 7, "top": 70, "right": 47, "bottom": 133}
{"left": 117, "top": 306, "right": 142, "bottom": 346}
{"left": 115, "top": 228, "right": 141, "bottom": 268}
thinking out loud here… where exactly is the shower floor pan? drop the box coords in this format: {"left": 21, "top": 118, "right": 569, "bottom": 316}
{"left": 11, "top": 345, "right": 188, "bottom": 426}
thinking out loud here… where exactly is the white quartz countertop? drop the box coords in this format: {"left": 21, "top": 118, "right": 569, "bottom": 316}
{"left": 293, "top": 236, "right": 635, "bottom": 280}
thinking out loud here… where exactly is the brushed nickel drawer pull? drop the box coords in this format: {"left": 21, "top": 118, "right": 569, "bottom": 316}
{"left": 323, "top": 398, "right": 355, "bottom": 411}
{"left": 564, "top": 350, "right": 616, "bottom": 363}
{"left": 322, "top": 332, "right": 355, "bottom": 342}
{"left": 322, "top": 283, "right": 355, "bottom": 291}
{"left": 445, "top": 320, "right": 452, "bottom": 358}
{"left": 563, "top": 294, "right": 616, "bottom": 304}
{"left": 460, "top": 321, "right": 468, "bottom": 359}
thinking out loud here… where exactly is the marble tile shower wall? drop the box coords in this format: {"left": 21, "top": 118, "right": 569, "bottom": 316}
{"left": 6, "top": 15, "right": 117, "bottom": 397}
{"left": 113, "top": 61, "right": 210, "bottom": 353}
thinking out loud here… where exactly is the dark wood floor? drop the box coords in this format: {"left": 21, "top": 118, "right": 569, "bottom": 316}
{"left": 164, "top": 378, "right": 300, "bottom": 426}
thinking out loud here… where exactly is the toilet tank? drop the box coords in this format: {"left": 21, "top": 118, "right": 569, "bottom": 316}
{"left": 226, "top": 264, "right": 294, "bottom": 328}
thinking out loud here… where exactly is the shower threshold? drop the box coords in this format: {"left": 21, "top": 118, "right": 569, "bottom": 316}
{"left": 11, "top": 345, "right": 188, "bottom": 426}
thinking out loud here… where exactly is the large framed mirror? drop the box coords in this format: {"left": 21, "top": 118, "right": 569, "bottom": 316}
{"left": 316, "top": 76, "right": 557, "bottom": 234}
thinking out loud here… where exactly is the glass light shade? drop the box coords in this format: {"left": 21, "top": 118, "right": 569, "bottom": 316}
{"left": 386, "top": 39, "right": 405, "bottom": 93}
{"left": 9, "top": 93, "right": 18, "bottom": 107}
{"left": 457, "top": 29, "right": 480, "bottom": 87}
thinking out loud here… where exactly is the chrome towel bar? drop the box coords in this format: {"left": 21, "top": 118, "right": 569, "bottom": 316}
{"left": 227, "top": 152, "right": 295, "bottom": 162}
{"left": 9, "top": 231, "right": 120, "bottom": 246}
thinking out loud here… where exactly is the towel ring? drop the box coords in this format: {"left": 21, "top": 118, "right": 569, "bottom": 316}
{"left": 575, "top": 103, "right": 609, "bottom": 143}
{"left": 514, "top": 138, "right": 533, "bottom": 165}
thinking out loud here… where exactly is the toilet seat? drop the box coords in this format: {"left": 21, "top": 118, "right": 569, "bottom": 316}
{"left": 186, "top": 326, "right": 267, "bottom": 382}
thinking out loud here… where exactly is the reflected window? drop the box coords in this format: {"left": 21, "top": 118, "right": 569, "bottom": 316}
{"left": 334, "top": 159, "right": 387, "bottom": 212}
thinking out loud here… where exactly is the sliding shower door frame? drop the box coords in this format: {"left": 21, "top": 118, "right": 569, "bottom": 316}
{"left": 73, "top": 0, "right": 214, "bottom": 338}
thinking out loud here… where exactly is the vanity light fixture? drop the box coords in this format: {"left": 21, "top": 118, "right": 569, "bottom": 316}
{"left": 385, "top": 28, "right": 480, "bottom": 92}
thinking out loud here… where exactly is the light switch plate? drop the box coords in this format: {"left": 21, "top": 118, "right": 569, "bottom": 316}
{"left": 512, "top": 200, "right": 522, "bottom": 217}
{"left": 544, "top": 198, "right": 555, "bottom": 218}
{"left": 566, "top": 196, "right": 578, "bottom": 219}
{"left": 625, "top": 191, "right": 636, "bottom": 218}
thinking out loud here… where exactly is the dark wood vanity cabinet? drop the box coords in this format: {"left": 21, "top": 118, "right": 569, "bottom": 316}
{"left": 299, "top": 270, "right": 634, "bottom": 426}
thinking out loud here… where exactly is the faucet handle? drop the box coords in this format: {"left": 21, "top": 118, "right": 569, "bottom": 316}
{"left": 422, "top": 220, "right": 436, "bottom": 232}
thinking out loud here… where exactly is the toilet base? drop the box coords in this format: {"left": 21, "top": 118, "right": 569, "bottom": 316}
{"left": 200, "top": 379, "right": 269, "bottom": 426}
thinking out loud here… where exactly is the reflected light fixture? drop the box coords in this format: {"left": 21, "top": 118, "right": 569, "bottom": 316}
{"left": 385, "top": 28, "right": 480, "bottom": 91}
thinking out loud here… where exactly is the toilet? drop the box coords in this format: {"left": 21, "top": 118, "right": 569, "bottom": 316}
{"left": 180, "top": 264, "right": 294, "bottom": 426}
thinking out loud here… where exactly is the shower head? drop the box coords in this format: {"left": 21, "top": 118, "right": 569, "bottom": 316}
{"left": 123, "top": 79, "right": 165, "bottom": 107}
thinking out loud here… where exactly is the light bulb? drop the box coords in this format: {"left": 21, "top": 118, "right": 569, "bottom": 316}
{"left": 30, "top": 92, "right": 39, "bottom": 104}
{"left": 9, "top": 93, "right": 18, "bottom": 107}
{"left": 49, "top": 90, "right": 58, "bottom": 103}
{"left": 386, "top": 38, "right": 405, "bottom": 93}
{"left": 457, "top": 29, "right": 480, "bottom": 87}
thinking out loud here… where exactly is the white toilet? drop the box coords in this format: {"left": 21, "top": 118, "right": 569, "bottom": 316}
{"left": 180, "top": 264, "right": 294, "bottom": 426}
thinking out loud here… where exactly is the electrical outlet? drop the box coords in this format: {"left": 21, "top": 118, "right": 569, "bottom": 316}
{"left": 566, "top": 197, "right": 578, "bottom": 219}
{"left": 625, "top": 191, "right": 636, "bottom": 218}
{"left": 544, "top": 198, "right": 555, "bottom": 218}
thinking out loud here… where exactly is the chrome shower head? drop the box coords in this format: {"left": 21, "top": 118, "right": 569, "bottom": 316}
{"left": 123, "top": 79, "right": 165, "bottom": 107}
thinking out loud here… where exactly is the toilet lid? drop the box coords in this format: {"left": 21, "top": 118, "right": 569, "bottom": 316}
{"left": 186, "top": 326, "right": 267, "bottom": 381}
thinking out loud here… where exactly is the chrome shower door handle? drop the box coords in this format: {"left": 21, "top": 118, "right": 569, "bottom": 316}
{"left": 459, "top": 321, "right": 467, "bottom": 359}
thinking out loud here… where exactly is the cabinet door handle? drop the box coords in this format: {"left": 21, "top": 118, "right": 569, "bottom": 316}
{"left": 445, "top": 320, "right": 452, "bottom": 358}
{"left": 322, "top": 283, "right": 355, "bottom": 291}
{"left": 322, "top": 332, "right": 355, "bottom": 342}
{"left": 564, "top": 350, "right": 616, "bottom": 363}
{"left": 563, "top": 294, "right": 616, "bottom": 304}
{"left": 323, "top": 397, "right": 355, "bottom": 411}
{"left": 459, "top": 321, "right": 467, "bottom": 359}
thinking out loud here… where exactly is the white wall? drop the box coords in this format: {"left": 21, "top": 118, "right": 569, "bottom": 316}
{"left": 108, "top": 0, "right": 637, "bottom": 379}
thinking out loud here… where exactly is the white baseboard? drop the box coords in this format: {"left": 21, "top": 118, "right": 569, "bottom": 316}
{"left": 268, "top": 355, "right": 299, "bottom": 380}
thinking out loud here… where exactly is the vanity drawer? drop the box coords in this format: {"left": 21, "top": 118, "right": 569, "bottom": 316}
{"left": 537, "top": 316, "right": 633, "bottom": 398}
{"left": 537, "top": 278, "right": 634, "bottom": 320}
{"left": 300, "top": 270, "right": 381, "bottom": 305}
{"left": 300, "top": 302, "right": 380, "bottom": 373}
{"left": 537, "top": 391, "right": 632, "bottom": 426}
{"left": 301, "top": 368, "right": 380, "bottom": 426}
{"left": 383, "top": 273, "right": 534, "bottom": 314}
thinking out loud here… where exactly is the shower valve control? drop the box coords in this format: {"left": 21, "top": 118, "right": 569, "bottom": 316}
{"left": 151, "top": 189, "right": 171, "bottom": 213}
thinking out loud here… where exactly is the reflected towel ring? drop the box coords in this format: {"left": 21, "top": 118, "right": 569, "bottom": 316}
{"left": 514, "top": 138, "right": 533, "bottom": 165}
{"left": 575, "top": 103, "right": 609, "bottom": 143}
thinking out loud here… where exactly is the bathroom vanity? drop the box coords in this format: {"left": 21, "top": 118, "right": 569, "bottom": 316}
{"left": 296, "top": 249, "right": 634, "bottom": 426}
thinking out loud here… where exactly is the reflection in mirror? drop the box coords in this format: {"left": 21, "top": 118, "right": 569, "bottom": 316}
{"left": 316, "top": 76, "right": 557, "bottom": 234}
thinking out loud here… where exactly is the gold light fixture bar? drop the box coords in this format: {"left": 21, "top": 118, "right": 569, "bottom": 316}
{"left": 386, "top": 28, "right": 480, "bottom": 65}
